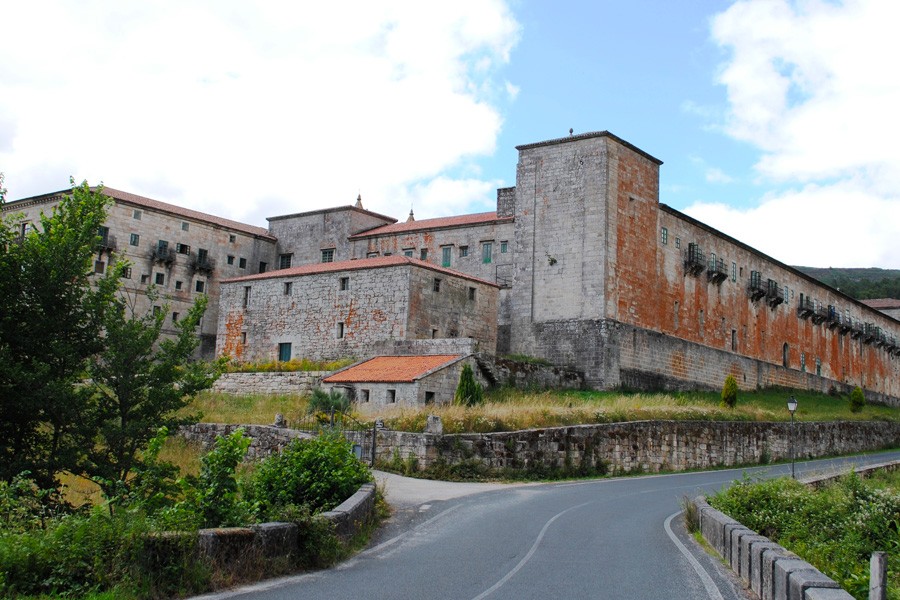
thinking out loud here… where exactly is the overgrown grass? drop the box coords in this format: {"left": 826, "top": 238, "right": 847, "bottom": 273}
{"left": 181, "top": 386, "right": 898, "bottom": 434}
{"left": 709, "top": 470, "right": 900, "bottom": 599}
{"left": 224, "top": 358, "right": 354, "bottom": 373}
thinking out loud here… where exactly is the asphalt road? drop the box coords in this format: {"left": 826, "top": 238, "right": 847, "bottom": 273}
{"left": 197, "top": 450, "right": 900, "bottom": 600}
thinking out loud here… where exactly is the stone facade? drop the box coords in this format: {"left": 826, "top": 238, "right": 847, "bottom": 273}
{"left": 344, "top": 419, "right": 900, "bottom": 474}
{"left": 2, "top": 187, "right": 276, "bottom": 358}
{"left": 216, "top": 256, "right": 499, "bottom": 363}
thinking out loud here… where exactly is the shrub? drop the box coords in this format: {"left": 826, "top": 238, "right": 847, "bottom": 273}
{"left": 307, "top": 388, "right": 351, "bottom": 415}
{"left": 182, "top": 429, "right": 253, "bottom": 528}
{"left": 454, "top": 363, "right": 483, "bottom": 406}
{"left": 720, "top": 374, "right": 738, "bottom": 409}
{"left": 849, "top": 386, "right": 865, "bottom": 413}
{"left": 243, "top": 432, "right": 372, "bottom": 520}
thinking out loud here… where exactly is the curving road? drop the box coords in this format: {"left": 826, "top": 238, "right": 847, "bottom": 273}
{"left": 196, "top": 450, "right": 900, "bottom": 600}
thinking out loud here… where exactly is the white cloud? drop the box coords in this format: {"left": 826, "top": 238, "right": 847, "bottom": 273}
{"left": 0, "top": 0, "right": 520, "bottom": 225}
{"left": 699, "top": 0, "right": 900, "bottom": 268}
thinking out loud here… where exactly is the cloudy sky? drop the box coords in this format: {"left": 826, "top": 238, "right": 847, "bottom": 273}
{"left": 1, "top": 0, "right": 898, "bottom": 268}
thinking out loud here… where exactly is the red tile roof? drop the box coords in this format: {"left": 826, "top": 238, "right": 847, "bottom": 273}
{"left": 323, "top": 355, "right": 463, "bottom": 383}
{"left": 349, "top": 211, "right": 512, "bottom": 239}
{"left": 100, "top": 187, "right": 275, "bottom": 239}
{"left": 862, "top": 298, "right": 900, "bottom": 310}
{"left": 4, "top": 186, "right": 275, "bottom": 240}
{"left": 221, "top": 254, "right": 500, "bottom": 287}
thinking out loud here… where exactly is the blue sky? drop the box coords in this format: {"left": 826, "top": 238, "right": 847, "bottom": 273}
{"left": 2, "top": 1, "right": 899, "bottom": 268}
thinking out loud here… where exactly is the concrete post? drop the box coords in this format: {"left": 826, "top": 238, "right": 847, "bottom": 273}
{"left": 870, "top": 551, "right": 886, "bottom": 600}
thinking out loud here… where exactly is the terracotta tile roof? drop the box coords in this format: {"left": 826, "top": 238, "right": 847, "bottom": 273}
{"left": 4, "top": 186, "right": 275, "bottom": 240}
{"left": 99, "top": 187, "right": 275, "bottom": 240}
{"left": 349, "top": 211, "right": 512, "bottom": 239}
{"left": 323, "top": 355, "right": 463, "bottom": 383}
{"left": 862, "top": 298, "right": 900, "bottom": 309}
{"left": 221, "top": 255, "right": 500, "bottom": 287}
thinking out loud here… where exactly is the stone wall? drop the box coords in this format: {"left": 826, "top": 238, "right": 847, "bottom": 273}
{"left": 211, "top": 371, "right": 326, "bottom": 395}
{"left": 474, "top": 353, "right": 584, "bottom": 390}
{"left": 178, "top": 423, "right": 313, "bottom": 461}
{"left": 355, "top": 420, "right": 900, "bottom": 474}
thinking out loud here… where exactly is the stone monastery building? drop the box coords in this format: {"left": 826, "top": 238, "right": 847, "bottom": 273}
{"left": 5, "top": 130, "right": 900, "bottom": 405}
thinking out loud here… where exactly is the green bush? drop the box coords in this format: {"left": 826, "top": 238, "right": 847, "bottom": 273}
{"left": 849, "top": 386, "right": 865, "bottom": 413}
{"left": 180, "top": 429, "right": 253, "bottom": 528}
{"left": 243, "top": 432, "right": 371, "bottom": 520}
{"left": 721, "top": 374, "right": 738, "bottom": 409}
{"left": 307, "top": 388, "right": 351, "bottom": 415}
{"left": 454, "top": 363, "right": 483, "bottom": 406}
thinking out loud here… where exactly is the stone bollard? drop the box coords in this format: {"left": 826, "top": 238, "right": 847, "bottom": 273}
{"left": 425, "top": 415, "right": 443, "bottom": 435}
{"left": 273, "top": 413, "right": 285, "bottom": 428}
{"left": 870, "top": 551, "right": 886, "bottom": 600}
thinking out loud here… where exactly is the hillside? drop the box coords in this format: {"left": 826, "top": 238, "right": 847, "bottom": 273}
{"left": 795, "top": 266, "right": 900, "bottom": 300}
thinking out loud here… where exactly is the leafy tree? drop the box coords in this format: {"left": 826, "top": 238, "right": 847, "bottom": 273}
{"left": 849, "top": 386, "right": 866, "bottom": 413}
{"left": 81, "top": 288, "right": 220, "bottom": 500}
{"left": 454, "top": 363, "right": 483, "bottom": 406}
{"left": 0, "top": 180, "right": 119, "bottom": 489}
{"left": 720, "top": 374, "right": 738, "bottom": 408}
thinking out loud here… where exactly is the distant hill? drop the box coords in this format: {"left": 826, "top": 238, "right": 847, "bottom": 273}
{"left": 794, "top": 266, "right": 900, "bottom": 300}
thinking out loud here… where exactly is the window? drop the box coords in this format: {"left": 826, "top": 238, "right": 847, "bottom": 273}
{"left": 337, "top": 322, "right": 344, "bottom": 338}
{"left": 198, "top": 248, "right": 208, "bottom": 262}
{"left": 816, "top": 358, "right": 822, "bottom": 377}
{"left": 229, "top": 234, "right": 236, "bottom": 243}
{"left": 800, "top": 352, "right": 806, "bottom": 372}
{"left": 675, "top": 237, "right": 681, "bottom": 249}
{"left": 278, "top": 342, "right": 292, "bottom": 362}
{"left": 500, "top": 241, "right": 508, "bottom": 253}
{"left": 132, "top": 209, "right": 142, "bottom": 220}
{"left": 360, "top": 389, "right": 370, "bottom": 403}
{"left": 181, "top": 221, "right": 189, "bottom": 232}
{"left": 153, "top": 305, "right": 161, "bottom": 316}
{"left": 387, "top": 389, "right": 396, "bottom": 403}
{"left": 279, "top": 254, "right": 293, "bottom": 269}
{"left": 195, "top": 280, "right": 205, "bottom": 293}
{"left": 783, "top": 343, "right": 790, "bottom": 368}
{"left": 176, "top": 243, "right": 190, "bottom": 254}
{"left": 94, "top": 260, "right": 105, "bottom": 274}
{"left": 367, "top": 252, "right": 379, "bottom": 258}
{"left": 460, "top": 245, "right": 469, "bottom": 257}
{"left": 140, "top": 274, "right": 149, "bottom": 284}
{"left": 259, "top": 262, "right": 267, "bottom": 273}
{"left": 172, "top": 312, "right": 179, "bottom": 323}
{"left": 731, "top": 262, "right": 737, "bottom": 282}
{"left": 157, "top": 240, "right": 169, "bottom": 252}
{"left": 468, "top": 287, "right": 476, "bottom": 301}
{"left": 420, "top": 248, "right": 428, "bottom": 260}
{"left": 425, "top": 391, "right": 435, "bottom": 405}
{"left": 482, "top": 242, "right": 492, "bottom": 264}
{"left": 283, "top": 281, "right": 292, "bottom": 295}
{"left": 227, "top": 255, "right": 235, "bottom": 265}
{"left": 339, "top": 277, "right": 349, "bottom": 291}
{"left": 661, "top": 227, "right": 668, "bottom": 245}
{"left": 175, "top": 280, "right": 183, "bottom": 290}
{"left": 433, "top": 278, "right": 441, "bottom": 292}
{"left": 441, "top": 246, "right": 452, "bottom": 267}
{"left": 122, "top": 267, "right": 132, "bottom": 279}
{"left": 243, "top": 286, "right": 251, "bottom": 308}
{"left": 431, "top": 328, "right": 438, "bottom": 339}
{"left": 321, "top": 248, "right": 335, "bottom": 263}
{"left": 239, "top": 257, "right": 247, "bottom": 269}
{"left": 403, "top": 249, "right": 414, "bottom": 257}
{"left": 731, "top": 329, "right": 737, "bottom": 352}
{"left": 155, "top": 273, "right": 165, "bottom": 285}
{"left": 130, "top": 233, "right": 140, "bottom": 246}
{"left": 241, "top": 331, "right": 247, "bottom": 345}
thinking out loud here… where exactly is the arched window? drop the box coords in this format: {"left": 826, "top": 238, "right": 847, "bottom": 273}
{"left": 782, "top": 343, "right": 790, "bottom": 368}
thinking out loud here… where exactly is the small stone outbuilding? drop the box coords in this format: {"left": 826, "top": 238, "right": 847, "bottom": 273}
{"left": 322, "top": 354, "right": 477, "bottom": 407}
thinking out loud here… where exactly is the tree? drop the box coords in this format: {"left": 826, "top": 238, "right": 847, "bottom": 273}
{"left": 81, "top": 289, "right": 221, "bottom": 500}
{"left": 849, "top": 386, "right": 865, "bottom": 413}
{"left": 720, "top": 374, "right": 738, "bottom": 409}
{"left": 454, "top": 363, "right": 483, "bottom": 406}
{"left": 0, "top": 180, "right": 120, "bottom": 489}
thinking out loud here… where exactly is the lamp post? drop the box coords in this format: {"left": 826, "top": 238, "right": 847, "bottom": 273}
{"left": 787, "top": 396, "right": 798, "bottom": 479}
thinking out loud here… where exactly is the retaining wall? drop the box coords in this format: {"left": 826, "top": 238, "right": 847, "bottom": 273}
{"left": 211, "top": 371, "right": 326, "bottom": 395}
{"left": 178, "top": 423, "right": 314, "bottom": 462}
{"left": 351, "top": 420, "right": 900, "bottom": 474}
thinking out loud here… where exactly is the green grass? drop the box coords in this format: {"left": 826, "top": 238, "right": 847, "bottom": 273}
{"left": 710, "top": 470, "right": 900, "bottom": 599}
{"left": 181, "top": 386, "right": 898, "bottom": 433}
